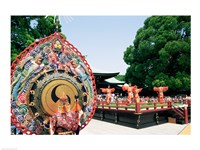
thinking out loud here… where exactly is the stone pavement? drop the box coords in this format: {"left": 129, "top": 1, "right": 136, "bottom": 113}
{"left": 80, "top": 119, "right": 188, "bottom": 135}
{"left": 178, "top": 123, "right": 191, "bottom": 135}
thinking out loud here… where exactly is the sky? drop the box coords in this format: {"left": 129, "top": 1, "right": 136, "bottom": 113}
{"left": 60, "top": 16, "right": 149, "bottom": 75}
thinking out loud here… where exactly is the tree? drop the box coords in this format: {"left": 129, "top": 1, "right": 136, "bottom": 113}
{"left": 11, "top": 16, "right": 62, "bottom": 62}
{"left": 123, "top": 16, "right": 190, "bottom": 95}
{"left": 115, "top": 75, "right": 125, "bottom": 81}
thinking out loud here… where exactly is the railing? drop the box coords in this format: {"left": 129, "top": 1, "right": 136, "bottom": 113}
{"left": 172, "top": 105, "right": 184, "bottom": 119}
{"left": 97, "top": 99, "right": 172, "bottom": 114}
{"left": 171, "top": 104, "right": 188, "bottom": 124}
{"left": 96, "top": 97, "right": 189, "bottom": 124}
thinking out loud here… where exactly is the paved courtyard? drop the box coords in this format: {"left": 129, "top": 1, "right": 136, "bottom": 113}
{"left": 80, "top": 119, "right": 188, "bottom": 135}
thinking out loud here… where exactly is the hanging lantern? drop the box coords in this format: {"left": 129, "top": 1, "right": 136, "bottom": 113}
{"left": 11, "top": 32, "right": 97, "bottom": 135}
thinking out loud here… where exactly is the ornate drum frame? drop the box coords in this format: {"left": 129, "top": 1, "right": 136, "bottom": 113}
{"left": 11, "top": 32, "right": 97, "bottom": 135}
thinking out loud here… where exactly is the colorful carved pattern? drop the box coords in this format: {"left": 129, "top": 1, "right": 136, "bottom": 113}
{"left": 11, "top": 32, "right": 97, "bottom": 135}
{"left": 100, "top": 86, "right": 115, "bottom": 104}
{"left": 52, "top": 112, "right": 79, "bottom": 132}
{"left": 153, "top": 86, "right": 168, "bottom": 103}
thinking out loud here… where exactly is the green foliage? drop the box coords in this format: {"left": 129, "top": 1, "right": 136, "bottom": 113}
{"left": 115, "top": 75, "right": 125, "bottom": 81}
{"left": 11, "top": 48, "right": 19, "bottom": 62}
{"left": 11, "top": 16, "right": 62, "bottom": 63}
{"left": 123, "top": 45, "right": 134, "bottom": 65}
{"left": 123, "top": 16, "right": 191, "bottom": 95}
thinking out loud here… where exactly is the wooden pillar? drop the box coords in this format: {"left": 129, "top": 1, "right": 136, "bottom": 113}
{"left": 136, "top": 102, "right": 141, "bottom": 113}
{"left": 184, "top": 106, "right": 188, "bottom": 124}
{"left": 116, "top": 99, "right": 118, "bottom": 110}
{"left": 154, "top": 103, "right": 157, "bottom": 110}
{"left": 168, "top": 101, "right": 172, "bottom": 108}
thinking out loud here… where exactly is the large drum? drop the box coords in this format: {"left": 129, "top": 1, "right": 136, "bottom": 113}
{"left": 11, "top": 32, "right": 97, "bottom": 135}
